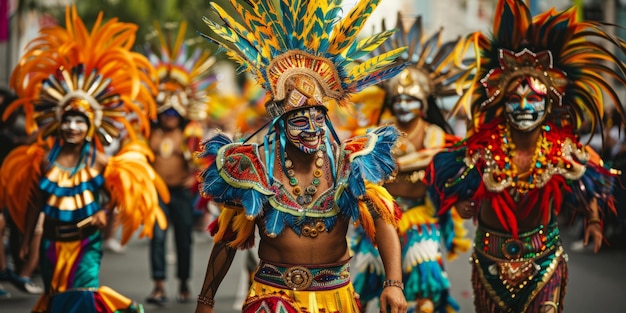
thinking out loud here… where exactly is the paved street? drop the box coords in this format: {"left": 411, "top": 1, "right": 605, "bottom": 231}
{"left": 2, "top": 221, "right": 625, "bottom": 312}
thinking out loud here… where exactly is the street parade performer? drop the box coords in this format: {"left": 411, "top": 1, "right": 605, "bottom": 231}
{"left": 144, "top": 21, "right": 217, "bottom": 304}
{"left": 193, "top": 0, "right": 410, "bottom": 312}
{"left": 0, "top": 6, "right": 169, "bottom": 313}
{"left": 350, "top": 13, "right": 472, "bottom": 313}
{"left": 427, "top": 0, "right": 626, "bottom": 312}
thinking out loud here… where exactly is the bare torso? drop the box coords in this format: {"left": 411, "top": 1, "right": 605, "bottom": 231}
{"left": 149, "top": 128, "right": 191, "bottom": 187}
{"left": 257, "top": 218, "right": 351, "bottom": 264}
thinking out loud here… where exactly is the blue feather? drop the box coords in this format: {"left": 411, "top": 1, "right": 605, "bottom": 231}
{"left": 336, "top": 184, "right": 361, "bottom": 222}
{"left": 280, "top": 0, "right": 294, "bottom": 40}
{"left": 427, "top": 147, "right": 481, "bottom": 210}
{"left": 419, "top": 30, "right": 442, "bottom": 64}
{"left": 346, "top": 167, "right": 366, "bottom": 197}
{"left": 264, "top": 209, "right": 286, "bottom": 237}
{"left": 349, "top": 126, "right": 400, "bottom": 183}
{"left": 241, "top": 189, "right": 267, "bottom": 218}
{"left": 197, "top": 133, "right": 232, "bottom": 159}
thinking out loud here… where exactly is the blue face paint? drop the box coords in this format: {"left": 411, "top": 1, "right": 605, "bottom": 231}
{"left": 505, "top": 79, "right": 548, "bottom": 131}
{"left": 285, "top": 107, "right": 326, "bottom": 154}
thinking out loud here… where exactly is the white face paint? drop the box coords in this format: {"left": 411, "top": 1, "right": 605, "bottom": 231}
{"left": 60, "top": 114, "right": 89, "bottom": 143}
{"left": 285, "top": 107, "right": 326, "bottom": 154}
{"left": 391, "top": 94, "right": 423, "bottom": 124}
{"left": 504, "top": 80, "right": 548, "bottom": 131}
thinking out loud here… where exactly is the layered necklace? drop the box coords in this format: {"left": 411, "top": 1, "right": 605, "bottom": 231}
{"left": 483, "top": 124, "right": 552, "bottom": 200}
{"left": 284, "top": 147, "right": 325, "bottom": 206}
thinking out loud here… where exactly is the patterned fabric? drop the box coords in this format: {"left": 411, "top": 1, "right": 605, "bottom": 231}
{"left": 199, "top": 126, "right": 400, "bottom": 248}
{"left": 350, "top": 226, "right": 383, "bottom": 303}
{"left": 254, "top": 260, "right": 351, "bottom": 291}
{"left": 428, "top": 119, "right": 616, "bottom": 237}
{"left": 351, "top": 199, "right": 465, "bottom": 312}
{"left": 471, "top": 243, "right": 567, "bottom": 312}
{"left": 242, "top": 279, "right": 361, "bottom": 313}
{"left": 40, "top": 164, "right": 104, "bottom": 223}
{"left": 33, "top": 232, "right": 143, "bottom": 313}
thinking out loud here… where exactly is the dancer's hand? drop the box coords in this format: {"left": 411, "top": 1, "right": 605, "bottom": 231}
{"left": 584, "top": 222, "right": 603, "bottom": 254}
{"left": 380, "top": 286, "right": 407, "bottom": 313}
{"left": 90, "top": 210, "right": 108, "bottom": 229}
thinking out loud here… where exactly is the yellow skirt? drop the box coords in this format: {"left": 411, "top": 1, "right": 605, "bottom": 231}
{"left": 241, "top": 280, "right": 361, "bottom": 313}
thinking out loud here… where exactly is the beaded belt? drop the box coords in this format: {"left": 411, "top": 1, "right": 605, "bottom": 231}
{"left": 474, "top": 222, "right": 560, "bottom": 260}
{"left": 254, "top": 259, "right": 351, "bottom": 291}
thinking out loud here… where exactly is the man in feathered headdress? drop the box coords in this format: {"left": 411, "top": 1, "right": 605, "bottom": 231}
{"left": 428, "top": 0, "right": 626, "bottom": 312}
{"left": 349, "top": 13, "right": 473, "bottom": 313}
{"left": 193, "top": 0, "right": 410, "bottom": 312}
{"left": 143, "top": 21, "right": 216, "bottom": 305}
{"left": 0, "top": 6, "right": 169, "bottom": 312}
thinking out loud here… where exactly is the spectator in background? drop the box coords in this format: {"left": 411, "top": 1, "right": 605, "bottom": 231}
{"left": 0, "top": 87, "right": 43, "bottom": 295}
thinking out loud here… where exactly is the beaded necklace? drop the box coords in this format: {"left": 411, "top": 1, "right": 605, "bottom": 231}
{"left": 482, "top": 124, "right": 552, "bottom": 200}
{"left": 284, "top": 146, "right": 325, "bottom": 206}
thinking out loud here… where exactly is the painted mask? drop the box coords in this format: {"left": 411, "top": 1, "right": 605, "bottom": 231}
{"left": 504, "top": 77, "right": 549, "bottom": 131}
{"left": 285, "top": 106, "right": 326, "bottom": 154}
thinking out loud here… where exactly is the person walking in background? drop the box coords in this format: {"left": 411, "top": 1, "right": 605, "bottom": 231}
{"left": 0, "top": 87, "right": 43, "bottom": 296}
{"left": 193, "top": 0, "right": 410, "bottom": 312}
{"left": 349, "top": 13, "right": 472, "bottom": 313}
{"left": 144, "top": 21, "right": 216, "bottom": 305}
{"left": 427, "top": 0, "right": 626, "bottom": 312}
{"left": 0, "top": 6, "right": 168, "bottom": 312}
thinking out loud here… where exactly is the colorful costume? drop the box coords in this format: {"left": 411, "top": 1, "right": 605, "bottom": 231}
{"left": 197, "top": 0, "right": 408, "bottom": 311}
{"left": 427, "top": 1, "right": 625, "bottom": 312}
{"left": 144, "top": 22, "right": 217, "bottom": 301}
{"left": 0, "top": 7, "right": 168, "bottom": 313}
{"left": 349, "top": 13, "right": 472, "bottom": 313}
{"left": 145, "top": 21, "right": 217, "bottom": 163}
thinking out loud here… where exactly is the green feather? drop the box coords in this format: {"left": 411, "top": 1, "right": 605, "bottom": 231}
{"left": 343, "top": 29, "right": 396, "bottom": 62}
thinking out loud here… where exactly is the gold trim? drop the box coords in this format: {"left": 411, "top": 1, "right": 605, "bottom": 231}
{"left": 473, "top": 246, "right": 565, "bottom": 312}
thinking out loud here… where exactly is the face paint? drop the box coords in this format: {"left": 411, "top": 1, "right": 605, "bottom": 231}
{"left": 391, "top": 94, "right": 423, "bottom": 123}
{"left": 60, "top": 114, "right": 89, "bottom": 143}
{"left": 285, "top": 107, "right": 326, "bottom": 154}
{"left": 504, "top": 78, "right": 548, "bottom": 131}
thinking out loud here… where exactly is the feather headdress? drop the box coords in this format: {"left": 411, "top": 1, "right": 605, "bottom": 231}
{"left": 458, "top": 0, "right": 626, "bottom": 133}
{"left": 377, "top": 12, "right": 473, "bottom": 106}
{"left": 146, "top": 21, "right": 217, "bottom": 121}
{"left": 201, "top": 0, "right": 407, "bottom": 119}
{"left": 6, "top": 6, "right": 158, "bottom": 150}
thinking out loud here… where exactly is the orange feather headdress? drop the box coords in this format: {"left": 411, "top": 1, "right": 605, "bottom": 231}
{"left": 6, "top": 6, "right": 158, "bottom": 149}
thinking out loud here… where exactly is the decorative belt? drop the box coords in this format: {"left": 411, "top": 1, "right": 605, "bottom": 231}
{"left": 254, "top": 259, "right": 351, "bottom": 291}
{"left": 42, "top": 217, "right": 98, "bottom": 242}
{"left": 474, "top": 222, "right": 560, "bottom": 261}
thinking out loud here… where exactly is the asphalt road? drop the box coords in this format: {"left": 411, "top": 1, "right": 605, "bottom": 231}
{"left": 1, "top": 221, "right": 625, "bottom": 312}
